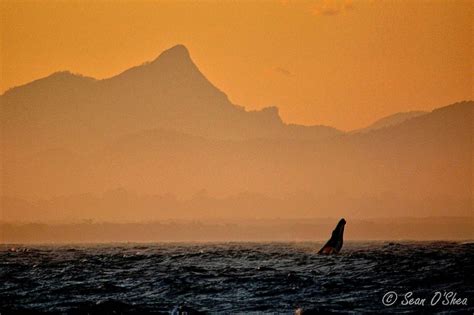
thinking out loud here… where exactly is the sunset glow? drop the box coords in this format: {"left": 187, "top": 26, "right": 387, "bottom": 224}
{"left": 1, "top": 0, "right": 471, "bottom": 130}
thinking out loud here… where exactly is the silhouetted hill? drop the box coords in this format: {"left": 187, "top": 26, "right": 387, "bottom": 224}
{"left": 3, "top": 71, "right": 96, "bottom": 94}
{"left": 2, "top": 101, "right": 471, "bottom": 220}
{"left": 353, "top": 110, "right": 428, "bottom": 133}
{"left": 1, "top": 45, "right": 472, "bottom": 223}
{"left": 1, "top": 45, "right": 340, "bottom": 160}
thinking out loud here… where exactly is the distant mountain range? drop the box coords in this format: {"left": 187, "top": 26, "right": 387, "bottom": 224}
{"left": 1, "top": 45, "right": 472, "bottom": 222}
{"left": 352, "top": 111, "right": 428, "bottom": 133}
{"left": 1, "top": 45, "right": 339, "bottom": 159}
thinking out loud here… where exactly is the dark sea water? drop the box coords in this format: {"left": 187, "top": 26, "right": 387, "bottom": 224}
{"left": 0, "top": 242, "right": 472, "bottom": 314}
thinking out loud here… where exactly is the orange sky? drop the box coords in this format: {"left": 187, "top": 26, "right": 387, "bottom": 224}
{"left": 0, "top": 0, "right": 472, "bottom": 130}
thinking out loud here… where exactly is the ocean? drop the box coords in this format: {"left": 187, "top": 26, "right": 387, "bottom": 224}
{"left": 0, "top": 242, "right": 472, "bottom": 314}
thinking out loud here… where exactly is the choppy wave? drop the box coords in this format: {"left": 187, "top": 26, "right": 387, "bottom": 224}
{"left": 0, "top": 242, "right": 472, "bottom": 314}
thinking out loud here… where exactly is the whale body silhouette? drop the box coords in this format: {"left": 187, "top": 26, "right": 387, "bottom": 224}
{"left": 318, "top": 218, "right": 346, "bottom": 254}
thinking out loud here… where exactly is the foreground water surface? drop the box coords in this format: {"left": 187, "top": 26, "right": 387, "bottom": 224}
{"left": 0, "top": 242, "right": 472, "bottom": 314}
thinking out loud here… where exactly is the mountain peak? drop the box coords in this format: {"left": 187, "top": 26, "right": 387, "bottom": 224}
{"left": 105, "top": 44, "right": 202, "bottom": 85}
{"left": 163, "top": 44, "right": 190, "bottom": 55}
{"left": 153, "top": 44, "right": 192, "bottom": 65}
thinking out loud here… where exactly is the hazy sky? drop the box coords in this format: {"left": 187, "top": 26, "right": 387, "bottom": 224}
{"left": 1, "top": 0, "right": 472, "bottom": 130}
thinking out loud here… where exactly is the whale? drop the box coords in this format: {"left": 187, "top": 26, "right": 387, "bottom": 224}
{"left": 318, "top": 218, "right": 346, "bottom": 254}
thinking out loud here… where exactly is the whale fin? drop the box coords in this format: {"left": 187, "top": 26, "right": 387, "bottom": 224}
{"left": 318, "top": 218, "right": 346, "bottom": 255}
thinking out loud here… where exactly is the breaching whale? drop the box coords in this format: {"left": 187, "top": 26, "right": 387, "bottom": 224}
{"left": 318, "top": 218, "right": 346, "bottom": 254}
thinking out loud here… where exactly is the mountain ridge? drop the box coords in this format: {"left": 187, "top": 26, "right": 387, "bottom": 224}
{"left": 352, "top": 110, "right": 428, "bottom": 133}
{"left": 2, "top": 44, "right": 468, "bottom": 135}
{"left": 1, "top": 45, "right": 472, "bottom": 221}
{"left": 1, "top": 44, "right": 343, "bottom": 160}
